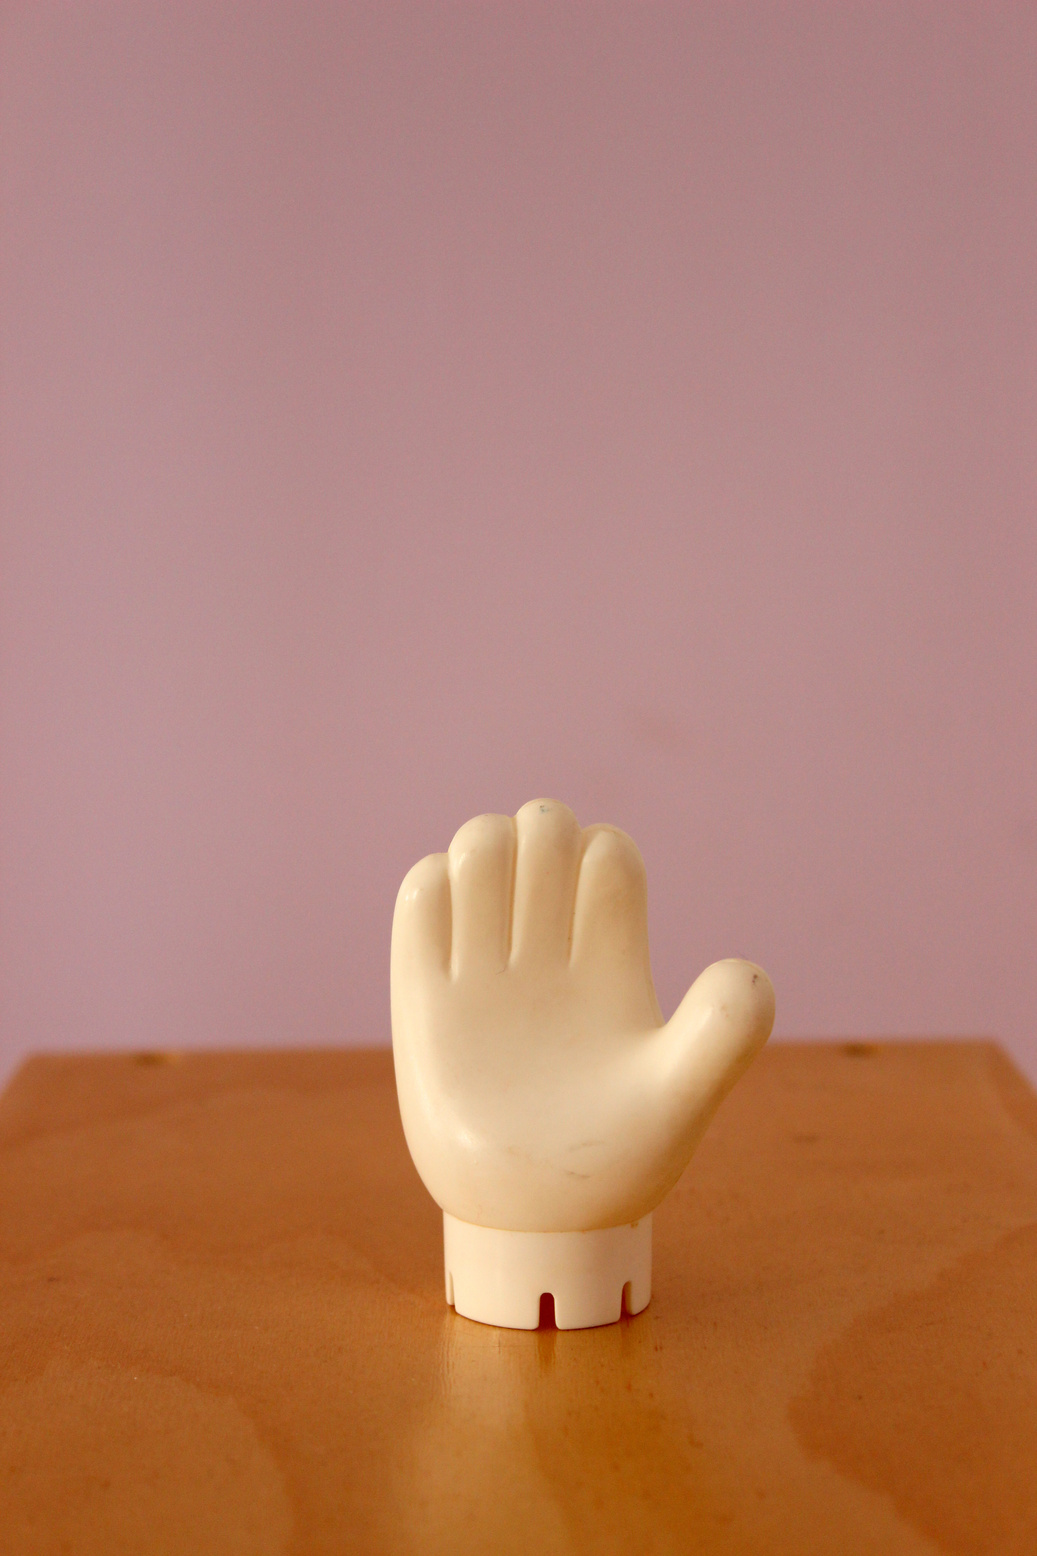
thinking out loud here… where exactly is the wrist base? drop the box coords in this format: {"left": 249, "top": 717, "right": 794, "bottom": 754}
{"left": 442, "top": 1212, "right": 652, "bottom": 1330}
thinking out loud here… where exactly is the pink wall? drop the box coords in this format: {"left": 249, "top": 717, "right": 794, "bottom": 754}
{"left": 2, "top": 3, "right": 1036, "bottom": 1086}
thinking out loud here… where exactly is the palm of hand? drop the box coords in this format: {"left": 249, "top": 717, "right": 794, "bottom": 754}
{"left": 391, "top": 799, "right": 774, "bottom": 1231}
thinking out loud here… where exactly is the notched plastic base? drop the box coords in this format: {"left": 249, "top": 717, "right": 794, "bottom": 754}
{"left": 443, "top": 1212, "right": 652, "bottom": 1330}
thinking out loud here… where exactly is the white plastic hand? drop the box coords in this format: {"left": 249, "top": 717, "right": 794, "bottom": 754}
{"left": 391, "top": 799, "right": 774, "bottom": 1232}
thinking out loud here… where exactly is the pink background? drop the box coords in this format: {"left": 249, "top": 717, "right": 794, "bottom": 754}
{"left": 2, "top": 3, "right": 1035, "bottom": 1087}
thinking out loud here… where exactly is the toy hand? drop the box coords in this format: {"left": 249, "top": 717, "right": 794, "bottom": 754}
{"left": 391, "top": 799, "right": 774, "bottom": 1234}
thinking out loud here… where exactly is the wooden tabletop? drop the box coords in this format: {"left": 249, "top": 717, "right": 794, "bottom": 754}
{"left": 1, "top": 1041, "right": 1035, "bottom": 1555}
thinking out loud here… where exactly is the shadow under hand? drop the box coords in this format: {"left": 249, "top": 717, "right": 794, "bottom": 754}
{"left": 391, "top": 1304, "right": 738, "bottom": 1556}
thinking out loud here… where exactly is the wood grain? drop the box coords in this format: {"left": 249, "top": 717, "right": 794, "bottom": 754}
{"left": 1, "top": 1042, "right": 1035, "bottom": 1554}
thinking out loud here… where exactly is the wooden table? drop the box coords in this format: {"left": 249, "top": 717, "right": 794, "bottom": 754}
{"left": 1, "top": 1042, "right": 1035, "bottom": 1554}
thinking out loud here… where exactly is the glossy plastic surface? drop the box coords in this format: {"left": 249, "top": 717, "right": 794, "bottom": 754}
{"left": 391, "top": 798, "right": 774, "bottom": 1325}
{"left": 392, "top": 799, "right": 774, "bottom": 1229}
{"left": 444, "top": 1213, "right": 651, "bottom": 1330}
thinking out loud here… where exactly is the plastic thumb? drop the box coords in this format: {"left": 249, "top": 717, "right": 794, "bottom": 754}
{"left": 660, "top": 958, "right": 776, "bottom": 1138}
